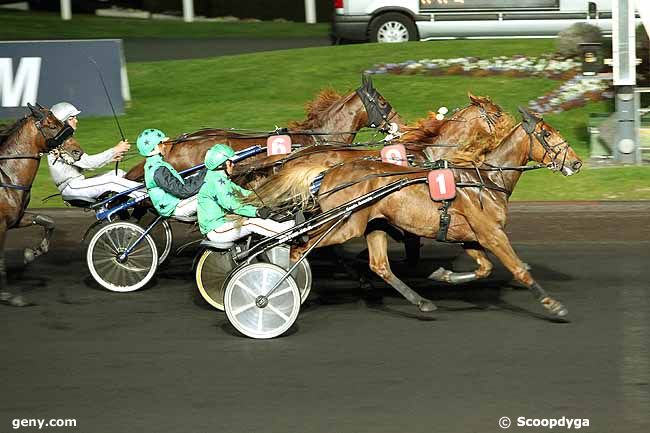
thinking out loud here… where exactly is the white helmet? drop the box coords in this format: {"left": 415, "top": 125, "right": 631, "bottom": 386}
{"left": 51, "top": 102, "right": 81, "bottom": 122}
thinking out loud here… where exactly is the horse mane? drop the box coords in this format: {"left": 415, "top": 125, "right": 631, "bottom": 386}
{"left": 399, "top": 112, "right": 446, "bottom": 143}
{"left": 288, "top": 88, "right": 347, "bottom": 130}
{"left": 0, "top": 116, "right": 29, "bottom": 150}
{"left": 449, "top": 111, "right": 516, "bottom": 164}
{"left": 243, "top": 162, "right": 329, "bottom": 209}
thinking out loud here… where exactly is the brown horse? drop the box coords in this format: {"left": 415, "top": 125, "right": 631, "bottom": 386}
{"left": 125, "top": 75, "right": 400, "bottom": 181}
{"left": 0, "top": 104, "right": 83, "bottom": 306}
{"left": 232, "top": 93, "right": 513, "bottom": 264}
{"left": 247, "top": 108, "right": 582, "bottom": 319}
{"left": 234, "top": 93, "right": 513, "bottom": 176}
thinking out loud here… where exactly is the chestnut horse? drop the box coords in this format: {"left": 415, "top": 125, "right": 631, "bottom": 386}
{"left": 247, "top": 108, "right": 582, "bottom": 319}
{"left": 0, "top": 104, "right": 83, "bottom": 306}
{"left": 234, "top": 93, "right": 513, "bottom": 176}
{"left": 232, "top": 93, "right": 513, "bottom": 264}
{"left": 125, "top": 75, "right": 400, "bottom": 181}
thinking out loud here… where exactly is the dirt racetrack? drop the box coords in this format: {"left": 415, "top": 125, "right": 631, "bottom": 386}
{"left": 1, "top": 202, "right": 649, "bottom": 433}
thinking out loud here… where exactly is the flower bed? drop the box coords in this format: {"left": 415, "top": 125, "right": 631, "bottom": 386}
{"left": 528, "top": 76, "right": 613, "bottom": 114}
{"left": 366, "top": 55, "right": 582, "bottom": 80}
{"left": 365, "top": 54, "right": 613, "bottom": 114}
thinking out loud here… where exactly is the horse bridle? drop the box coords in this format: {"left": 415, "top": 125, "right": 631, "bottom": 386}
{"left": 0, "top": 107, "right": 76, "bottom": 191}
{"left": 522, "top": 115, "right": 568, "bottom": 172}
{"left": 356, "top": 82, "right": 395, "bottom": 132}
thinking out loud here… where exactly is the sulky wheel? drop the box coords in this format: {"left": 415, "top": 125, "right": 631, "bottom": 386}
{"left": 224, "top": 263, "right": 300, "bottom": 339}
{"left": 137, "top": 213, "right": 173, "bottom": 265}
{"left": 195, "top": 248, "right": 236, "bottom": 310}
{"left": 263, "top": 245, "right": 312, "bottom": 305}
{"left": 86, "top": 221, "right": 158, "bottom": 292}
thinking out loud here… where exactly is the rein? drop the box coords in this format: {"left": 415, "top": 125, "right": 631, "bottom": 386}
{"left": 0, "top": 154, "right": 43, "bottom": 160}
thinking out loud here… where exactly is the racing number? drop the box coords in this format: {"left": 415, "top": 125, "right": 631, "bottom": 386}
{"left": 428, "top": 169, "right": 456, "bottom": 201}
{"left": 267, "top": 135, "right": 292, "bottom": 156}
{"left": 380, "top": 144, "right": 408, "bottom": 167}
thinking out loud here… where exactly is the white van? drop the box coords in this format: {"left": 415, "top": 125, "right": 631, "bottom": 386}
{"left": 331, "top": 0, "right": 616, "bottom": 43}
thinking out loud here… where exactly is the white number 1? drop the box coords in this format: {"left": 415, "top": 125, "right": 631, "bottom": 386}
{"left": 436, "top": 173, "right": 447, "bottom": 195}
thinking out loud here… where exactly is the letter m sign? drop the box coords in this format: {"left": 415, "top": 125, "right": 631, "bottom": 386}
{"left": 0, "top": 57, "right": 41, "bottom": 107}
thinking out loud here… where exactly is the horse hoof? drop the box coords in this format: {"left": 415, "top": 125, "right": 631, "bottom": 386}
{"left": 428, "top": 267, "right": 451, "bottom": 282}
{"left": 23, "top": 248, "right": 35, "bottom": 264}
{"left": 541, "top": 297, "right": 568, "bottom": 318}
{"left": 9, "top": 295, "right": 31, "bottom": 307}
{"left": 418, "top": 300, "right": 437, "bottom": 312}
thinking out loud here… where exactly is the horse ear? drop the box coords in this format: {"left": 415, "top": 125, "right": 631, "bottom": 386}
{"left": 36, "top": 102, "right": 44, "bottom": 109}
{"left": 27, "top": 103, "right": 43, "bottom": 120}
{"left": 467, "top": 91, "right": 478, "bottom": 104}
{"left": 518, "top": 106, "right": 538, "bottom": 132}
{"left": 362, "top": 73, "right": 373, "bottom": 90}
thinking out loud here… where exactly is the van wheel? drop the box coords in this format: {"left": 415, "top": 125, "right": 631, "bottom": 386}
{"left": 369, "top": 13, "right": 418, "bottom": 43}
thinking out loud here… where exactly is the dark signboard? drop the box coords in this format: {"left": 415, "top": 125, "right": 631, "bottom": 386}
{"left": 0, "top": 39, "right": 127, "bottom": 119}
{"left": 420, "top": 0, "right": 559, "bottom": 10}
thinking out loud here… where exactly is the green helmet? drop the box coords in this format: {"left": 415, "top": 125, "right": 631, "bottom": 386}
{"left": 205, "top": 144, "right": 235, "bottom": 170}
{"left": 136, "top": 128, "right": 166, "bottom": 157}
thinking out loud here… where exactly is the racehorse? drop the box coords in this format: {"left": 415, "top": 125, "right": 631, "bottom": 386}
{"left": 245, "top": 108, "right": 582, "bottom": 318}
{"left": 124, "top": 74, "right": 400, "bottom": 181}
{"left": 0, "top": 104, "right": 83, "bottom": 306}
{"left": 232, "top": 93, "right": 513, "bottom": 264}
{"left": 234, "top": 93, "right": 513, "bottom": 176}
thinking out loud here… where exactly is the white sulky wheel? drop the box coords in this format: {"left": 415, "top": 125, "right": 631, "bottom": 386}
{"left": 224, "top": 263, "right": 300, "bottom": 339}
{"left": 195, "top": 248, "right": 236, "bottom": 310}
{"left": 197, "top": 246, "right": 312, "bottom": 311}
{"left": 137, "top": 213, "right": 173, "bottom": 265}
{"left": 86, "top": 221, "right": 158, "bottom": 292}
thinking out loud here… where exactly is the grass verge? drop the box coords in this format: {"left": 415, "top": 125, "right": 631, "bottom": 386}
{"left": 1, "top": 39, "right": 646, "bottom": 206}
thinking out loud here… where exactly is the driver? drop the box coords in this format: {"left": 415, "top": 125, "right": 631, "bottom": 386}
{"left": 47, "top": 102, "right": 145, "bottom": 202}
{"left": 137, "top": 128, "right": 205, "bottom": 219}
{"left": 198, "top": 144, "right": 295, "bottom": 243}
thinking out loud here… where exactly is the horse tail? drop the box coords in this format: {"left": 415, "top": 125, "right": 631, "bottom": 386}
{"left": 244, "top": 163, "right": 330, "bottom": 209}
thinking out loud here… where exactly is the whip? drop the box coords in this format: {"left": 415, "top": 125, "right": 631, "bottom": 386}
{"left": 88, "top": 56, "right": 125, "bottom": 175}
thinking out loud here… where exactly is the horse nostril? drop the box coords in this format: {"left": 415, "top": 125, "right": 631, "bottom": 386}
{"left": 572, "top": 161, "right": 582, "bottom": 171}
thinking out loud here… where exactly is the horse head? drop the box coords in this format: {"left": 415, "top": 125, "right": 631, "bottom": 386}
{"left": 27, "top": 103, "right": 83, "bottom": 163}
{"left": 355, "top": 74, "right": 401, "bottom": 130}
{"left": 517, "top": 107, "right": 582, "bottom": 176}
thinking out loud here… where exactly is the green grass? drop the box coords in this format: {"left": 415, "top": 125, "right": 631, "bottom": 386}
{"left": 3, "top": 39, "right": 647, "bottom": 206}
{"left": 0, "top": 10, "right": 329, "bottom": 40}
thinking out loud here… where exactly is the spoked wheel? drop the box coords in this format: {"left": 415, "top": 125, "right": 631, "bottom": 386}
{"left": 263, "top": 246, "right": 312, "bottom": 305}
{"left": 86, "top": 221, "right": 158, "bottom": 292}
{"left": 224, "top": 263, "right": 300, "bottom": 339}
{"left": 195, "top": 248, "right": 236, "bottom": 310}
{"left": 137, "top": 212, "right": 173, "bottom": 265}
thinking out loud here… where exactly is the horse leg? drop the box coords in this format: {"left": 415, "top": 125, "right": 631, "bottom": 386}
{"left": 472, "top": 224, "right": 567, "bottom": 318}
{"left": 429, "top": 242, "right": 493, "bottom": 284}
{"left": 0, "top": 225, "right": 10, "bottom": 302}
{"left": 403, "top": 231, "right": 421, "bottom": 265}
{"left": 0, "top": 224, "right": 31, "bottom": 307}
{"left": 19, "top": 213, "right": 55, "bottom": 264}
{"left": 366, "top": 230, "right": 436, "bottom": 312}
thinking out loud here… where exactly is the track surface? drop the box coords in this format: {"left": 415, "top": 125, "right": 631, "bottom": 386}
{"left": 1, "top": 202, "right": 649, "bottom": 433}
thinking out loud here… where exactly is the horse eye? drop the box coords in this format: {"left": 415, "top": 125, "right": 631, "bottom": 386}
{"left": 543, "top": 130, "right": 551, "bottom": 138}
